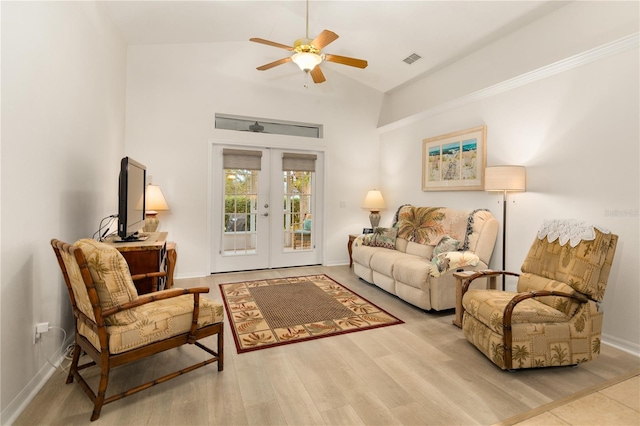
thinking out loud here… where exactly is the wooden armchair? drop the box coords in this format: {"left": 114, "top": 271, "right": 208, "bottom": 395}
{"left": 460, "top": 221, "right": 617, "bottom": 370}
{"left": 51, "top": 238, "right": 224, "bottom": 421}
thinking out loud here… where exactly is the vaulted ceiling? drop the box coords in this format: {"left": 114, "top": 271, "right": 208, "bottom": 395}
{"left": 104, "top": 1, "right": 568, "bottom": 93}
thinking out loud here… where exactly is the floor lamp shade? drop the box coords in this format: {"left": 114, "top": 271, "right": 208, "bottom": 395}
{"left": 485, "top": 166, "right": 526, "bottom": 192}
{"left": 484, "top": 166, "right": 526, "bottom": 290}
{"left": 144, "top": 184, "right": 169, "bottom": 232}
{"left": 362, "top": 189, "right": 386, "bottom": 229}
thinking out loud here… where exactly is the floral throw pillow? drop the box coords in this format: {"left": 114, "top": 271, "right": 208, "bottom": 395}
{"left": 361, "top": 234, "right": 374, "bottom": 246}
{"left": 432, "top": 235, "right": 461, "bottom": 258}
{"left": 430, "top": 251, "right": 480, "bottom": 277}
{"left": 370, "top": 227, "right": 398, "bottom": 249}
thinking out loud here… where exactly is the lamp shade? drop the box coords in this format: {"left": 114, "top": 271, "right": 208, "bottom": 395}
{"left": 291, "top": 52, "right": 322, "bottom": 71}
{"left": 362, "top": 190, "right": 386, "bottom": 211}
{"left": 485, "top": 166, "right": 526, "bottom": 192}
{"left": 145, "top": 184, "right": 169, "bottom": 212}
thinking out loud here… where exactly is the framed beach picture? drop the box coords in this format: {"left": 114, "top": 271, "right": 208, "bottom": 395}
{"left": 422, "top": 125, "right": 486, "bottom": 191}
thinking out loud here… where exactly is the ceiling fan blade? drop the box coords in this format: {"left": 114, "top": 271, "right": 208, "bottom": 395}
{"left": 250, "top": 38, "right": 294, "bottom": 51}
{"left": 256, "top": 57, "right": 292, "bottom": 71}
{"left": 310, "top": 66, "right": 326, "bottom": 84}
{"left": 324, "top": 54, "right": 368, "bottom": 69}
{"left": 311, "top": 30, "right": 339, "bottom": 50}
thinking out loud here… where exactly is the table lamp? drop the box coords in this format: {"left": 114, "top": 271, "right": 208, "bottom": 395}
{"left": 362, "top": 189, "right": 386, "bottom": 229}
{"left": 143, "top": 184, "right": 169, "bottom": 232}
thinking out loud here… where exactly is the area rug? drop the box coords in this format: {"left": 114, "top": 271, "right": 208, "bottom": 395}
{"left": 219, "top": 274, "right": 403, "bottom": 353}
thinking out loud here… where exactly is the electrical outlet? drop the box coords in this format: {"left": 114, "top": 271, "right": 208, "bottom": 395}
{"left": 34, "top": 322, "right": 49, "bottom": 344}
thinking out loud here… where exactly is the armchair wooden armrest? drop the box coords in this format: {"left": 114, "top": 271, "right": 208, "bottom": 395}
{"left": 130, "top": 271, "right": 167, "bottom": 281}
{"left": 501, "top": 290, "right": 589, "bottom": 369}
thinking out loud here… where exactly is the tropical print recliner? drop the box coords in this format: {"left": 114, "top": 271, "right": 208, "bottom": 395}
{"left": 460, "top": 220, "right": 618, "bottom": 370}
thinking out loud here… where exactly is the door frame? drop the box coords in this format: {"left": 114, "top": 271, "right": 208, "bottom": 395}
{"left": 208, "top": 137, "right": 326, "bottom": 273}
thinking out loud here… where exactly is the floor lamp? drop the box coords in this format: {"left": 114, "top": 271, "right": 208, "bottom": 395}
{"left": 484, "top": 166, "right": 526, "bottom": 290}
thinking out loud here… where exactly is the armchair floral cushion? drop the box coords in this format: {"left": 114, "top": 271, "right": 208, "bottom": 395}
{"left": 75, "top": 239, "right": 139, "bottom": 326}
{"left": 78, "top": 291, "right": 224, "bottom": 354}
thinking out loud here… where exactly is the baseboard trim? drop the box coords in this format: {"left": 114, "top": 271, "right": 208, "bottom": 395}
{"left": 1, "top": 335, "right": 73, "bottom": 425}
{"left": 378, "top": 32, "right": 639, "bottom": 134}
{"left": 602, "top": 333, "right": 640, "bottom": 358}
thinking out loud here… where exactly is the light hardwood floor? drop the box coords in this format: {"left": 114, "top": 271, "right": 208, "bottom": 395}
{"left": 16, "top": 265, "right": 640, "bottom": 425}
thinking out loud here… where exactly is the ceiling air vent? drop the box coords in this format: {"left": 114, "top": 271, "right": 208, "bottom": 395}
{"left": 403, "top": 53, "right": 422, "bottom": 65}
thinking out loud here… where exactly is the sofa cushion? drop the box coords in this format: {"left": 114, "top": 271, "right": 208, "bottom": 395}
{"left": 392, "top": 257, "right": 432, "bottom": 289}
{"left": 432, "top": 235, "right": 461, "bottom": 257}
{"left": 352, "top": 237, "right": 377, "bottom": 266}
{"left": 370, "top": 249, "right": 417, "bottom": 277}
{"left": 405, "top": 241, "right": 434, "bottom": 259}
{"left": 394, "top": 237, "right": 409, "bottom": 253}
{"left": 370, "top": 227, "right": 398, "bottom": 249}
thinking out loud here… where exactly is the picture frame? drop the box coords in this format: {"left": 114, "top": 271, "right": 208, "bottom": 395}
{"left": 422, "top": 125, "right": 486, "bottom": 191}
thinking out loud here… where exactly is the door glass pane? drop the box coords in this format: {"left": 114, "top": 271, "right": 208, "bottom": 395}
{"left": 223, "top": 169, "right": 257, "bottom": 255}
{"left": 283, "top": 170, "right": 313, "bottom": 251}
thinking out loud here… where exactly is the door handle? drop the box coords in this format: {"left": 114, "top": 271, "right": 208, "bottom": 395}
{"left": 262, "top": 212, "right": 269, "bottom": 217}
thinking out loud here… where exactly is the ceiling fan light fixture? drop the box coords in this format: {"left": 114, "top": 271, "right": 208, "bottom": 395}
{"left": 291, "top": 52, "right": 322, "bottom": 72}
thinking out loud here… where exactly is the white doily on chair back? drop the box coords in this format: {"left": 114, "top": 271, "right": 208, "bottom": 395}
{"left": 537, "top": 219, "right": 609, "bottom": 247}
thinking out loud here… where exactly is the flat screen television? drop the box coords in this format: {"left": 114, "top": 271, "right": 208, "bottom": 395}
{"left": 117, "top": 157, "right": 146, "bottom": 241}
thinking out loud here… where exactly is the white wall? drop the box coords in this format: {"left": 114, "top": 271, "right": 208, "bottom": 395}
{"left": 378, "top": 2, "right": 639, "bottom": 353}
{"left": 379, "top": 1, "right": 640, "bottom": 127}
{"left": 0, "top": 2, "right": 127, "bottom": 422}
{"left": 124, "top": 42, "right": 384, "bottom": 276}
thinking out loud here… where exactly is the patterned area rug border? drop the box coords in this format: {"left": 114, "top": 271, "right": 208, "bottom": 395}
{"left": 219, "top": 274, "right": 404, "bottom": 354}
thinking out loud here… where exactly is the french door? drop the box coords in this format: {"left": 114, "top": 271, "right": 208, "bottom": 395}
{"left": 210, "top": 144, "right": 323, "bottom": 273}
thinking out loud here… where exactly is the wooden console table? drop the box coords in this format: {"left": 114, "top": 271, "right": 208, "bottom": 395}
{"left": 105, "top": 232, "right": 175, "bottom": 294}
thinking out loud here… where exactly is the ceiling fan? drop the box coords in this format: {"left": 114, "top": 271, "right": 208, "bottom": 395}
{"left": 250, "top": 0, "right": 368, "bottom": 85}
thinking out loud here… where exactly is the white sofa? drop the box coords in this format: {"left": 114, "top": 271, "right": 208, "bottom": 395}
{"left": 352, "top": 206, "right": 498, "bottom": 311}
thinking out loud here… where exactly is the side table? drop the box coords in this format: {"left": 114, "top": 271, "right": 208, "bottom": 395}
{"left": 104, "top": 232, "right": 168, "bottom": 294}
{"left": 348, "top": 234, "right": 359, "bottom": 267}
{"left": 452, "top": 270, "right": 497, "bottom": 328}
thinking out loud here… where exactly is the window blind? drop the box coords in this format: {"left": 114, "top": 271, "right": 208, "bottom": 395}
{"left": 282, "top": 153, "right": 317, "bottom": 172}
{"left": 223, "top": 149, "right": 262, "bottom": 170}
